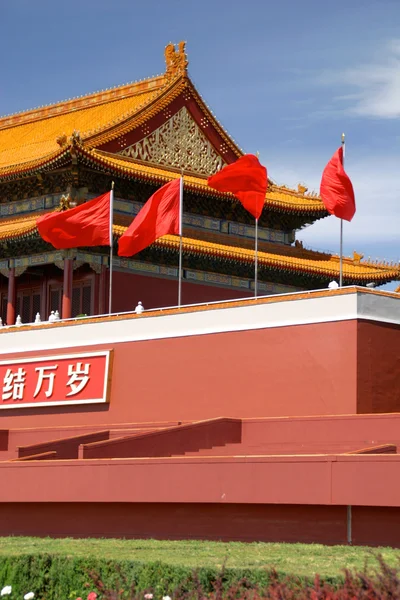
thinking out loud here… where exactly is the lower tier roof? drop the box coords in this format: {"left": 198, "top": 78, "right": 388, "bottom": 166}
{"left": 0, "top": 213, "right": 398, "bottom": 285}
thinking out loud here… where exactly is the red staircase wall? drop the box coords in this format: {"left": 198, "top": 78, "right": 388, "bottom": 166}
{"left": 81, "top": 418, "right": 242, "bottom": 459}
{"left": 18, "top": 431, "right": 110, "bottom": 460}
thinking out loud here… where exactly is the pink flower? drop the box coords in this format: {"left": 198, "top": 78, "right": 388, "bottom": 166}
{"left": 144, "top": 595, "right": 153, "bottom": 599}
{"left": 87, "top": 593, "right": 97, "bottom": 600}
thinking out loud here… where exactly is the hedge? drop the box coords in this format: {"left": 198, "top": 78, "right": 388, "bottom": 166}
{"left": 0, "top": 554, "right": 341, "bottom": 599}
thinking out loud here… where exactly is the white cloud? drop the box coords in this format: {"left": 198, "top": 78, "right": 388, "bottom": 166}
{"left": 320, "top": 39, "right": 400, "bottom": 118}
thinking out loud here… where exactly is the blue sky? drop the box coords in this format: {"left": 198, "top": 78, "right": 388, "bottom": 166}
{"left": 2, "top": 0, "right": 399, "bottom": 283}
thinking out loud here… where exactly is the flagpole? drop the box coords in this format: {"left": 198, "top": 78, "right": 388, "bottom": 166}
{"left": 178, "top": 173, "right": 183, "bottom": 307}
{"left": 254, "top": 218, "right": 259, "bottom": 297}
{"left": 254, "top": 150, "right": 260, "bottom": 297}
{"left": 108, "top": 181, "right": 114, "bottom": 315}
{"left": 340, "top": 133, "right": 345, "bottom": 287}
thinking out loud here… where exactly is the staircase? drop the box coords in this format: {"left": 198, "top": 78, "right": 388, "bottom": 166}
{"left": 1, "top": 413, "right": 400, "bottom": 462}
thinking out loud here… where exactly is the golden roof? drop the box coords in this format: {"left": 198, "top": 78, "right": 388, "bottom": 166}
{"left": 0, "top": 214, "right": 39, "bottom": 240}
{"left": 0, "top": 83, "right": 162, "bottom": 171}
{"left": 153, "top": 236, "right": 400, "bottom": 282}
{"left": 2, "top": 212, "right": 398, "bottom": 283}
{"left": 0, "top": 42, "right": 326, "bottom": 215}
{"left": 0, "top": 42, "right": 241, "bottom": 175}
{"left": 82, "top": 149, "right": 326, "bottom": 214}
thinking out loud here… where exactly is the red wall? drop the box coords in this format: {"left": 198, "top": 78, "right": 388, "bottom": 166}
{"left": 357, "top": 321, "right": 400, "bottom": 414}
{"left": 0, "top": 503, "right": 348, "bottom": 544}
{"left": 0, "top": 503, "right": 398, "bottom": 547}
{"left": 111, "top": 271, "right": 250, "bottom": 312}
{"left": 240, "top": 414, "right": 400, "bottom": 454}
{"left": 0, "top": 320, "right": 357, "bottom": 429}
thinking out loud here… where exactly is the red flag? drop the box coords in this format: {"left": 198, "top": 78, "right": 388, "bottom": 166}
{"left": 37, "top": 192, "right": 111, "bottom": 249}
{"left": 207, "top": 154, "right": 267, "bottom": 219}
{"left": 320, "top": 147, "right": 356, "bottom": 221}
{"left": 118, "top": 178, "right": 180, "bottom": 257}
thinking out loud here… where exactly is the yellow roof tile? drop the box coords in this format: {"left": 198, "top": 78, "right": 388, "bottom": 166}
{"left": 86, "top": 149, "right": 327, "bottom": 213}
{"left": 0, "top": 42, "right": 324, "bottom": 216}
{"left": 0, "top": 81, "right": 164, "bottom": 170}
{"left": 5, "top": 212, "right": 396, "bottom": 282}
{"left": 0, "top": 214, "right": 39, "bottom": 240}
{"left": 152, "top": 235, "right": 400, "bottom": 281}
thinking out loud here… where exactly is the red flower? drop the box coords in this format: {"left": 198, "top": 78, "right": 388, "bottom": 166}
{"left": 87, "top": 593, "right": 97, "bottom": 600}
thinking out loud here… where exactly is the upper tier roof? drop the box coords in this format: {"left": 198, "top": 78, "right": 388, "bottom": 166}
{"left": 0, "top": 77, "right": 164, "bottom": 170}
{"left": 0, "top": 42, "right": 326, "bottom": 217}
{"left": 0, "top": 42, "right": 241, "bottom": 173}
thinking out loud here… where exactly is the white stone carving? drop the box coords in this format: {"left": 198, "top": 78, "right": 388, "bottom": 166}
{"left": 135, "top": 301, "right": 144, "bottom": 314}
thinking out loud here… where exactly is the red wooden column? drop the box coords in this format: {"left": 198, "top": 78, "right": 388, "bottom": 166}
{"left": 99, "top": 264, "right": 107, "bottom": 315}
{"left": 6, "top": 266, "right": 16, "bottom": 326}
{"left": 61, "top": 258, "right": 73, "bottom": 319}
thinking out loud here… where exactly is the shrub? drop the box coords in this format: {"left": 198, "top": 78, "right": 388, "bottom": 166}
{"left": 0, "top": 553, "right": 399, "bottom": 599}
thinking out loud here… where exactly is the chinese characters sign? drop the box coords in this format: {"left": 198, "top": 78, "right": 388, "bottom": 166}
{"left": 0, "top": 351, "right": 111, "bottom": 409}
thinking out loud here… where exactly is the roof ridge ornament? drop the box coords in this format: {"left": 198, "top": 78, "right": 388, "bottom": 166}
{"left": 59, "top": 193, "right": 72, "bottom": 211}
{"left": 353, "top": 250, "right": 364, "bottom": 265}
{"left": 297, "top": 183, "right": 308, "bottom": 195}
{"left": 164, "top": 41, "right": 188, "bottom": 81}
{"left": 56, "top": 134, "right": 68, "bottom": 148}
{"left": 70, "top": 130, "right": 82, "bottom": 145}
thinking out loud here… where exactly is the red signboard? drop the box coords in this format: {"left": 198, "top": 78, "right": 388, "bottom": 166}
{"left": 0, "top": 351, "right": 111, "bottom": 409}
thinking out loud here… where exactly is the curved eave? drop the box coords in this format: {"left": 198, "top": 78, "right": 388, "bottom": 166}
{"left": 150, "top": 235, "right": 400, "bottom": 284}
{"left": 81, "top": 148, "right": 328, "bottom": 217}
{"left": 113, "top": 225, "right": 398, "bottom": 284}
{"left": 0, "top": 147, "right": 71, "bottom": 181}
{"left": 0, "top": 215, "right": 41, "bottom": 241}
{"left": 3, "top": 218, "right": 397, "bottom": 284}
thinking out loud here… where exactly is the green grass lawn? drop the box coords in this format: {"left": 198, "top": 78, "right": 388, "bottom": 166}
{"left": 0, "top": 537, "right": 399, "bottom": 578}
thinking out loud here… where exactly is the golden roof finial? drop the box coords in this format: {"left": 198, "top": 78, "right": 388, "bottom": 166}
{"left": 297, "top": 183, "right": 308, "bottom": 195}
{"left": 353, "top": 250, "right": 364, "bottom": 265}
{"left": 165, "top": 41, "right": 188, "bottom": 81}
